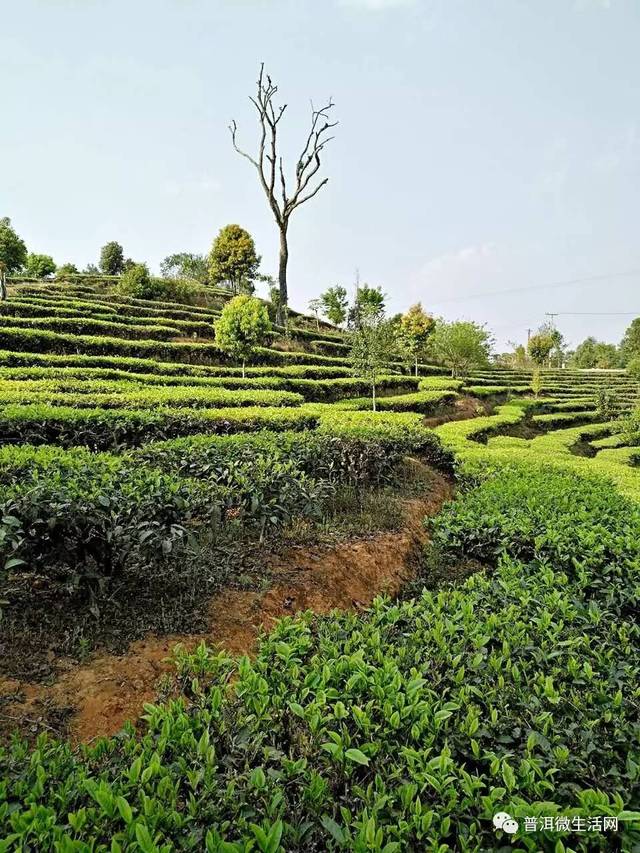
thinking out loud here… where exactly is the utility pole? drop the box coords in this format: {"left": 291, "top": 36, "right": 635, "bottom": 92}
{"left": 526, "top": 328, "right": 532, "bottom": 344}
{"left": 545, "top": 312, "right": 558, "bottom": 327}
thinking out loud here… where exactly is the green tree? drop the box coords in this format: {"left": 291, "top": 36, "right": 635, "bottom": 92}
{"left": 573, "top": 337, "right": 620, "bottom": 369}
{"left": 528, "top": 332, "right": 555, "bottom": 366}
{"left": 349, "top": 285, "right": 386, "bottom": 328}
{"left": 308, "top": 298, "right": 321, "bottom": 331}
{"left": 349, "top": 305, "right": 395, "bottom": 411}
{"left": 430, "top": 319, "right": 493, "bottom": 377}
{"left": 208, "top": 225, "right": 261, "bottom": 295}
{"left": 320, "top": 285, "right": 348, "bottom": 327}
{"left": 531, "top": 367, "right": 543, "bottom": 399}
{"left": 56, "top": 263, "right": 79, "bottom": 277}
{"left": 24, "top": 253, "right": 56, "bottom": 278}
{"left": 620, "top": 318, "right": 640, "bottom": 365}
{"left": 161, "top": 253, "right": 209, "bottom": 284}
{"left": 0, "top": 218, "right": 27, "bottom": 299}
{"left": 99, "top": 241, "right": 125, "bottom": 275}
{"left": 118, "top": 263, "right": 161, "bottom": 299}
{"left": 399, "top": 303, "right": 435, "bottom": 376}
{"left": 572, "top": 336, "right": 598, "bottom": 369}
{"left": 214, "top": 294, "right": 272, "bottom": 377}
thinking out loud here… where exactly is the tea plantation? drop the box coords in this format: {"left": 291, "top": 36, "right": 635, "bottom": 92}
{"left": 0, "top": 280, "right": 639, "bottom": 850}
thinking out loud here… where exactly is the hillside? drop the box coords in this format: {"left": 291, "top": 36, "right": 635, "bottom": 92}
{"left": 0, "top": 279, "right": 639, "bottom": 850}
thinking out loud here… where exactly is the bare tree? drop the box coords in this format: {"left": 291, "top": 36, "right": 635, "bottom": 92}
{"left": 230, "top": 64, "right": 337, "bottom": 326}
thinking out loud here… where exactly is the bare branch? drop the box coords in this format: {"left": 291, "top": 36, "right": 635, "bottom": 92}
{"left": 229, "top": 65, "right": 337, "bottom": 317}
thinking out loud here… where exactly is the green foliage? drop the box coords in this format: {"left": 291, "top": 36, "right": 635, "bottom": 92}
{"left": 118, "top": 263, "right": 158, "bottom": 299}
{"left": 349, "top": 306, "right": 396, "bottom": 411}
{"left": 430, "top": 320, "right": 492, "bottom": 377}
{"left": 399, "top": 303, "right": 435, "bottom": 375}
{"left": 594, "top": 387, "right": 619, "bottom": 421}
{"left": 620, "top": 317, "right": 640, "bottom": 365}
{"left": 55, "top": 262, "right": 79, "bottom": 277}
{"left": 334, "top": 389, "right": 456, "bottom": 414}
{"left": 160, "top": 252, "right": 209, "bottom": 284}
{"left": 320, "top": 285, "right": 348, "bottom": 326}
{"left": 349, "top": 284, "right": 386, "bottom": 328}
{"left": 0, "top": 404, "right": 316, "bottom": 450}
{"left": 24, "top": 253, "right": 56, "bottom": 278}
{"left": 572, "top": 336, "right": 621, "bottom": 369}
{"left": 1, "top": 464, "right": 638, "bottom": 850}
{"left": 99, "top": 241, "right": 125, "bottom": 275}
{"left": 214, "top": 295, "right": 272, "bottom": 376}
{"left": 527, "top": 332, "right": 554, "bottom": 366}
{"left": 531, "top": 367, "right": 542, "bottom": 398}
{"left": 208, "top": 224, "right": 261, "bottom": 294}
{"left": 0, "top": 217, "right": 28, "bottom": 274}
{"left": 627, "top": 356, "right": 640, "bottom": 380}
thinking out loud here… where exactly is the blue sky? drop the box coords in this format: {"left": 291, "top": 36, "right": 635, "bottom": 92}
{"left": 2, "top": 0, "right": 639, "bottom": 350}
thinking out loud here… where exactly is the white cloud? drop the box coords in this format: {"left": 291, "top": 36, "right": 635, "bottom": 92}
{"left": 408, "top": 243, "right": 504, "bottom": 308}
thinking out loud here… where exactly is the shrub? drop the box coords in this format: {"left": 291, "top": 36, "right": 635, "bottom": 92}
{"left": 24, "top": 253, "right": 56, "bottom": 278}
{"left": 1, "top": 465, "right": 638, "bottom": 849}
{"left": 118, "top": 263, "right": 161, "bottom": 299}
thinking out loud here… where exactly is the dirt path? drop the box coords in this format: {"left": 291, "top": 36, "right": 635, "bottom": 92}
{"left": 0, "top": 468, "right": 453, "bottom": 743}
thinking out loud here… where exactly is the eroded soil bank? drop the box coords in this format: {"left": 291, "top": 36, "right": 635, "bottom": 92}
{"left": 0, "top": 466, "right": 453, "bottom": 744}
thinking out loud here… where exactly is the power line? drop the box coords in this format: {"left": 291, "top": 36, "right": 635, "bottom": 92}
{"left": 545, "top": 311, "right": 640, "bottom": 316}
{"left": 429, "top": 269, "right": 640, "bottom": 305}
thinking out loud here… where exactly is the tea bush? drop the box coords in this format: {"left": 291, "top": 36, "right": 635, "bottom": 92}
{"left": 1, "top": 465, "right": 638, "bottom": 850}
{"left": 0, "top": 404, "right": 318, "bottom": 449}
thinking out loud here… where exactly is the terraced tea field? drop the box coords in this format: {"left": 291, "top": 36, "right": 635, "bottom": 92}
{"left": 0, "top": 280, "right": 639, "bottom": 851}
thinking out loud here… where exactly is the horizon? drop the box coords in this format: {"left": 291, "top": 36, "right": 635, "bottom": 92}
{"left": 2, "top": 0, "right": 639, "bottom": 351}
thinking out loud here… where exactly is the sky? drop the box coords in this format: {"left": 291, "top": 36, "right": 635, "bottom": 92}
{"left": 2, "top": 0, "right": 639, "bottom": 351}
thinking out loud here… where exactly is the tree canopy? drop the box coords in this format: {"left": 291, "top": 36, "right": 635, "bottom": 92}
{"left": 430, "top": 319, "right": 492, "bottom": 377}
{"left": 528, "top": 332, "right": 555, "bottom": 366}
{"left": 320, "top": 286, "right": 348, "bottom": 327}
{"left": 214, "top": 295, "right": 272, "bottom": 377}
{"left": 99, "top": 241, "right": 125, "bottom": 275}
{"left": 620, "top": 318, "right": 640, "bottom": 365}
{"left": 208, "top": 225, "right": 261, "bottom": 295}
{"left": 160, "top": 253, "right": 208, "bottom": 284}
{"left": 349, "top": 303, "right": 395, "bottom": 410}
{"left": 572, "top": 336, "right": 620, "bottom": 369}
{"left": 24, "top": 253, "right": 56, "bottom": 278}
{"left": 399, "top": 303, "right": 435, "bottom": 375}
{"left": 0, "top": 218, "right": 27, "bottom": 274}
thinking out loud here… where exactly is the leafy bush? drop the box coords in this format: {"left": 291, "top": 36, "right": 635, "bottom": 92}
{"left": 0, "top": 405, "right": 318, "bottom": 449}
{"left": 333, "top": 390, "right": 457, "bottom": 414}
{"left": 1, "top": 465, "right": 638, "bottom": 849}
{"left": 0, "top": 446, "right": 212, "bottom": 587}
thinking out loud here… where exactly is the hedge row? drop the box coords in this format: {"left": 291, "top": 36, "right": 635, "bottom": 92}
{"left": 0, "top": 404, "right": 318, "bottom": 450}
{"left": 1, "top": 464, "right": 638, "bottom": 849}
{"left": 333, "top": 390, "right": 457, "bottom": 414}
{"left": 0, "top": 416, "right": 452, "bottom": 587}
{"left": 0, "top": 349, "right": 354, "bottom": 378}
{"left": 7, "top": 293, "right": 222, "bottom": 324}
{"left": 0, "top": 327, "right": 351, "bottom": 367}
{"left": 0, "top": 314, "right": 210, "bottom": 342}
{"left": 0, "top": 300, "right": 217, "bottom": 337}
{"left": 0, "top": 382, "right": 304, "bottom": 411}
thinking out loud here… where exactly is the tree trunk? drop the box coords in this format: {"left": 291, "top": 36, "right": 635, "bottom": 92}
{"left": 277, "top": 225, "right": 289, "bottom": 327}
{"left": 0, "top": 272, "right": 6, "bottom": 301}
{"left": 372, "top": 381, "right": 376, "bottom": 412}
{"left": 242, "top": 359, "right": 246, "bottom": 379}
{"left": 415, "top": 356, "right": 418, "bottom": 377}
